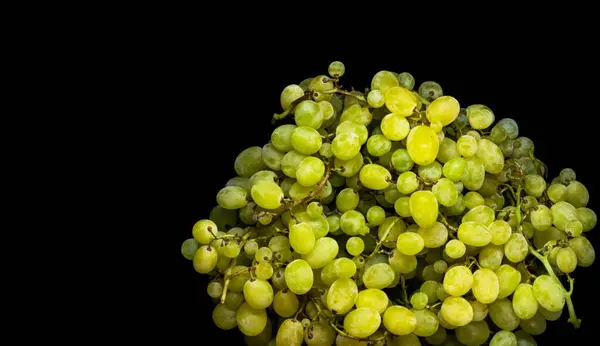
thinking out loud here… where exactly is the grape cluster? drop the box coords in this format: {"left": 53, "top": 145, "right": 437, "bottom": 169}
{"left": 181, "top": 61, "right": 597, "bottom": 346}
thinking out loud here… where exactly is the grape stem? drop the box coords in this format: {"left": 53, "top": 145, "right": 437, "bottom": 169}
{"left": 295, "top": 295, "right": 308, "bottom": 319}
{"left": 323, "top": 88, "right": 366, "bottom": 103}
{"left": 438, "top": 213, "right": 457, "bottom": 232}
{"left": 219, "top": 258, "right": 237, "bottom": 304}
{"left": 400, "top": 275, "right": 409, "bottom": 305}
{"left": 328, "top": 320, "right": 388, "bottom": 342}
{"left": 366, "top": 218, "right": 400, "bottom": 261}
{"left": 272, "top": 94, "right": 310, "bottom": 122}
{"left": 514, "top": 185, "right": 581, "bottom": 328}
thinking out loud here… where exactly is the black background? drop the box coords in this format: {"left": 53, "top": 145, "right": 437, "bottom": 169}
{"left": 149, "top": 33, "right": 599, "bottom": 345}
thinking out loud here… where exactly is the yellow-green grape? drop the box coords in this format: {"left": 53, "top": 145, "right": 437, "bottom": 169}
{"left": 396, "top": 72, "right": 414, "bottom": 90}
{"left": 336, "top": 188, "right": 359, "bottom": 212}
{"left": 532, "top": 275, "right": 565, "bottom": 312}
{"left": 289, "top": 223, "right": 316, "bottom": 255}
{"left": 467, "top": 104, "right": 495, "bottom": 130}
{"left": 569, "top": 236, "right": 595, "bottom": 267}
{"left": 284, "top": 259, "right": 314, "bottom": 295}
{"left": 458, "top": 221, "right": 491, "bottom": 247}
{"left": 318, "top": 100, "right": 335, "bottom": 122}
{"left": 212, "top": 303, "right": 238, "bottom": 330}
{"left": 519, "top": 312, "right": 546, "bottom": 336}
{"left": 381, "top": 113, "right": 411, "bottom": 141}
{"left": 512, "top": 283, "right": 538, "bottom": 320}
{"left": 294, "top": 100, "right": 323, "bottom": 129}
{"left": 412, "top": 309, "right": 440, "bottom": 337}
{"left": 302, "top": 237, "right": 339, "bottom": 269}
{"left": 385, "top": 87, "right": 418, "bottom": 116}
{"left": 367, "top": 206, "right": 386, "bottom": 226}
{"left": 276, "top": 318, "right": 303, "bottom": 346}
{"left": 192, "top": 219, "right": 218, "bottom": 245}
{"left": 504, "top": 233, "right": 528, "bottom": 263}
{"left": 235, "top": 146, "right": 267, "bottom": 178}
{"left": 488, "top": 220, "right": 512, "bottom": 245}
{"left": 417, "top": 222, "right": 449, "bottom": 249}
{"left": 407, "top": 125, "right": 440, "bottom": 166}
{"left": 523, "top": 174, "right": 546, "bottom": 198}
{"left": 496, "top": 264, "right": 522, "bottom": 299}
{"left": 430, "top": 121, "right": 443, "bottom": 133}
{"left": 217, "top": 186, "right": 249, "bottom": 210}
{"left": 289, "top": 183, "right": 311, "bottom": 202}
{"left": 332, "top": 132, "right": 361, "bottom": 160}
{"left": 383, "top": 306, "right": 417, "bottom": 336}
{"left": 418, "top": 161, "right": 443, "bottom": 181}
{"left": 419, "top": 81, "right": 443, "bottom": 101}
{"left": 395, "top": 197, "right": 412, "bottom": 218}
{"left": 363, "top": 263, "right": 395, "bottom": 289}
{"left": 566, "top": 220, "right": 583, "bottom": 237}
{"left": 340, "top": 210, "right": 367, "bottom": 236}
{"left": 336, "top": 120, "right": 368, "bottom": 144}
{"left": 343, "top": 308, "right": 381, "bottom": 339}
{"left": 306, "top": 202, "right": 322, "bottom": 219}
{"left": 464, "top": 191, "right": 485, "bottom": 210}
{"left": 356, "top": 288, "right": 389, "bottom": 314}
{"left": 442, "top": 157, "right": 467, "bottom": 182}
{"left": 475, "top": 139, "right": 504, "bottom": 174}
{"left": 378, "top": 216, "right": 407, "bottom": 244}
{"left": 262, "top": 143, "right": 285, "bottom": 171}
{"left": 291, "top": 126, "right": 322, "bottom": 155}
{"left": 244, "top": 319, "right": 272, "bottom": 346}
{"left": 181, "top": 238, "right": 200, "bottom": 261}
{"left": 566, "top": 181, "right": 589, "bottom": 207}
{"left": 391, "top": 148, "right": 415, "bottom": 172}
{"left": 409, "top": 191, "right": 439, "bottom": 228}
{"left": 425, "top": 326, "right": 447, "bottom": 345}
{"left": 490, "top": 330, "right": 517, "bottom": 346}
{"left": 551, "top": 201, "right": 579, "bottom": 231}
{"left": 445, "top": 239, "right": 466, "bottom": 259}
{"left": 397, "top": 232, "right": 425, "bottom": 256}
{"left": 353, "top": 255, "right": 366, "bottom": 269}
{"left": 333, "top": 258, "right": 357, "bottom": 279}
{"left": 327, "top": 214, "right": 340, "bottom": 234}
{"left": 389, "top": 249, "right": 417, "bottom": 274}
{"left": 359, "top": 163, "right": 392, "bottom": 190}
{"left": 432, "top": 178, "right": 458, "bottom": 207}
{"left": 207, "top": 279, "right": 223, "bottom": 299}
{"left": 530, "top": 205, "right": 552, "bottom": 231}
{"left": 280, "top": 84, "right": 304, "bottom": 111}
{"left": 478, "top": 244, "right": 503, "bottom": 271}
{"left": 295, "top": 157, "right": 324, "bottom": 187}
{"left": 346, "top": 236, "right": 365, "bottom": 256}
{"left": 320, "top": 261, "right": 338, "bottom": 286}
{"left": 472, "top": 268, "right": 500, "bottom": 304}
{"left": 251, "top": 180, "right": 283, "bottom": 210}
{"left": 368, "top": 89, "right": 385, "bottom": 108}
{"left": 456, "top": 320, "right": 490, "bottom": 346}
{"left": 224, "top": 240, "right": 242, "bottom": 258}
{"left": 489, "top": 125, "right": 508, "bottom": 144}
{"left": 335, "top": 154, "right": 364, "bottom": 180}
{"left": 437, "top": 138, "right": 460, "bottom": 163}
{"left": 441, "top": 296, "right": 473, "bottom": 327}
{"left": 367, "top": 134, "right": 392, "bottom": 157}
{"left": 281, "top": 150, "right": 308, "bottom": 178}
{"left": 457, "top": 135, "right": 478, "bottom": 157}
{"left": 271, "top": 125, "right": 297, "bottom": 153}
{"left": 243, "top": 278, "right": 274, "bottom": 309}
{"left": 236, "top": 302, "right": 267, "bottom": 336}
{"left": 397, "top": 171, "right": 419, "bottom": 194}
{"left": 304, "top": 321, "right": 336, "bottom": 346}
{"left": 470, "top": 300, "right": 488, "bottom": 322}
{"left": 372, "top": 70, "right": 400, "bottom": 94}
{"left": 433, "top": 260, "right": 448, "bottom": 274}
{"left": 328, "top": 61, "right": 345, "bottom": 77}
{"left": 443, "top": 265, "right": 474, "bottom": 296}
{"left": 411, "top": 291, "right": 429, "bottom": 310}
{"left": 273, "top": 289, "right": 299, "bottom": 318}
{"left": 327, "top": 278, "right": 358, "bottom": 314}
{"left": 255, "top": 261, "right": 273, "bottom": 280}
{"left": 309, "top": 75, "right": 335, "bottom": 93}
{"left": 193, "top": 245, "right": 218, "bottom": 274}
{"left": 270, "top": 268, "right": 287, "bottom": 291}
{"left": 340, "top": 104, "right": 372, "bottom": 126}
{"left": 489, "top": 298, "right": 520, "bottom": 331}
{"left": 426, "top": 96, "right": 460, "bottom": 126}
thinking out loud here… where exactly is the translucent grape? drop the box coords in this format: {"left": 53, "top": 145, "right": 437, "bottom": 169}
{"left": 441, "top": 296, "right": 473, "bottom": 327}
{"left": 288, "top": 222, "right": 316, "bottom": 255}
{"left": 359, "top": 163, "right": 392, "bottom": 190}
{"left": 407, "top": 125, "right": 439, "bottom": 165}
{"left": 284, "top": 259, "right": 313, "bottom": 295}
{"left": 419, "top": 81, "right": 443, "bottom": 101}
{"left": 280, "top": 84, "right": 304, "bottom": 111}
{"left": 262, "top": 143, "right": 285, "bottom": 171}
{"left": 336, "top": 120, "right": 368, "bottom": 144}
{"left": 193, "top": 245, "right": 218, "bottom": 274}
{"left": 551, "top": 201, "right": 579, "bottom": 231}
{"left": 445, "top": 239, "right": 466, "bottom": 259}
{"left": 367, "top": 90, "right": 385, "bottom": 108}
{"left": 397, "top": 72, "right": 415, "bottom": 90}
{"left": 456, "top": 320, "right": 489, "bottom": 346}
{"left": 475, "top": 139, "right": 504, "bottom": 174}
{"left": 235, "top": 146, "right": 267, "bottom": 178}
{"left": 458, "top": 221, "right": 491, "bottom": 247}
{"left": 409, "top": 191, "right": 439, "bottom": 228}
{"left": 411, "top": 292, "right": 429, "bottom": 309}
{"left": 569, "top": 236, "right": 595, "bottom": 266}
{"left": 391, "top": 148, "right": 415, "bottom": 172}
{"left": 472, "top": 268, "right": 500, "bottom": 304}
{"left": 343, "top": 308, "right": 381, "bottom": 339}
{"left": 397, "top": 232, "right": 425, "bottom": 256}
{"left": 328, "top": 61, "right": 345, "bottom": 77}
{"left": 532, "top": 275, "right": 565, "bottom": 312}
{"left": 463, "top": 205, "right": 495, "bottom": 226}
{"left": 216, "top": 186, "right": 248, "bottom": 210}
{"left": 490, "top": 331, "right": 517, "bottom": 346}
{"left": 523, "top": 174, "right": 546, "bottom": 198}
{"left": 385, "top": 87, "right": 418, "bottom": 117}
{"left": 371, "top": 70, "right": 400, "bottom": 94}
{"left": 356, "top": 288, "right": 389, "bottom": 314}
{"left": 276, "top": 318, "right": 303, "bottom": 346}
{"left": 295, "top": 157, "right": 324, "bottom": 187}
{"left": 395, "top": 197, "right": 412, "bottom": 218}
{"left": 362, "top": 263, "right": 395, "bottom": 289}
{"left": 334, "top": 258, "right": 356, "bottom": 279}
{"left": 490, "top": 125, "right": 508, "bottom": 144}
{"left": 479, "top": 244, "right": 504, "bottom": 271}
{"left": 295, "top": 100, "right": 323, "bottom": 129}
{"left": 504, "top": 233, "right": 528, "bottom": 263}
{"left": 437, "top": 137, "right": 461, "bottom": 163}
{"left": 397, "top": 171, "right": 419, "bottom": 194}
{"left": 418, "top": 161, "right": 443, "bottom": 181}
{"left": 462, "top": 156, "right": 486, "bottom": 191}
{"left": 291, "top": 126, "right": 322, "bottom": 155}
{"left": 470, "top": 300, "right": 488, "bottom": 322}
{"left": 412, "top": 308, "right": 439, "bottom": 337}
{"left": 243, "top": 278, "right": 274, "bottom": 310}
{"left": 512, "top": 137, "right": 534, "bottom": 159}
{"left": 443, "top": 157, "right": 467, "bottom": 182}
{"left": 383, "top": 306, "right": 417, "bottom": 336}
{"left": 236, "top": 302, "right": 267, "bottom": 336}
{"left": 327, "top": 278, "right": 358, "bottom": 314}
{"left": 443, "top": 265, "right": 474, "bottom": 296}
{"left": 251, "top": 180, "right": 284, "bottom": 210}
{"left": 559, "top": 168, "right": 576, "bottom": 184}
{"left": 417, "top": 222, "right": 449, "bottom": 248}
{"left": 512, "top": 283, "right": 538, "bottom": 320}
{"left": 467, "top": 104, "right": 495, "bottom": 130}
{"left": 302, "top": 237, "right": 339, "bottom": 269}
{"left": 381, "top": 113, "right": 411, "bottom": 141}
{"left": 519, "top": 312, "right": 546, "bottom": 336}
{"left": 489, "top": 298, "right": 520, "bottom": 331}
{"left": 304, "top": 321, "right": 336, "bottom": 346}
{"left": 389, "top": 249, "right": 418, "bottom": 273}
{"left": 530, "top": 205, "right": 552, "bottom": 231}
{"left": 566, "top": 181, "right": 589, "bottom": 207}
{"left": 340, "top": 104, "right": 372, "bottom": 126}
{"left": 212, "top": 303, "right": 238, "bottom": 330}
{"left": 346, "top": 236, "right": 365, "bottom": 256}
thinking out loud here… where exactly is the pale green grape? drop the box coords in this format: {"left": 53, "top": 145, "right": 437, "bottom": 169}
{"left": 295, "top": 100, "right": 323, "bottom": 129}
{"left": 489, "top": 220, "right": 512, "bottom": 245}
{"left": 559, "top": 168, "right": 576, "bottom": 184}
{"left": 340, "top": 104, "right": 372, "bottom": 126}
{"left": 472, "top": 268, "right": 500, "bottom": 304}
{"left": 524, "top": 174, "right": 546, "bottom": 198}
{"left": 437, "top": 138, "right": 460, "bottom": 163}
{"left": 261, "top": 143, "right": 285, "bottom": 171}
{"left": 412, "top": 308, "right": 439, "bottom": 337}
{"left": 181, "top": 238, "right": 200, "bottom": 260}
{"left": 294, "top": 157, "right": 325, "bottom": 187}
{"left": 288, "top": 182, "right": 312, "bottom": 200}
{"left": 397, "top": 171, "right": 419, "bottom": 194}
{"left": 431, "top": 178, "right": 458, "bottom": 207}
{"left": 367, "top": 206, "right": 386, "bottom": 226}
{"left": 319, "top": 100, "right": 335, "bottom": 123}
{"left": 236, "top": 302, "right": 267, "bottom": 336}
{"left": 490, "top": 331, "right": 517, "bottom": 346}
{"left": 306, "top": 202, "right": 322, "bottom": 219}
{"left": 367, "top": 90, "right": 385, "bottom": 108}
{"left": 367, "top": 134, "right": 392, "bottom": 157}
{"left": 270, "top": 268, "right": 287, "bottom": 291}
{"left": 285, "top": 259, "right": 314, "bottom": 295}
{"left": 226, "top": 176, "right": 251, "bottom": 191}
{"left": 490, "top": 125, "right": 508, "bottom": 144}
{"left": 456, "top": 320, "right": 489, "bottom": 346}
{"left": 343, "top": 308, "right": 381, "bottom": 339}
{"left": 519, "top": 312, "right": 546, "bottom": 336}
{"left": 419, "top": 81, "right": 443, "bottom": 101}
{"left": 289, "top": 222, "right": 316, "bottom": 255}
{"left": 445, "top": 239, "right": 466, "bottom": 259}
{"left": 504, "top": 233, "right": 528, "bottom": 263}
{"left": 391, "top": 148, "right": 415, "bottom": 172}
{"left": 224, "top": 240, "right": 242, "bottom": 258}
{"left": 372, "top": 71, "right": 400, "bottom": 93}
{"left": 207, "top": 279, "right": 223, "bottom": 298}
{"left": 566, "top": 220, "right": 583, "bottom": 237}
{"left": 334, "top": 152, "right": 364, "bottom": 177}
{"left": 532, "top": 275, "right": 565, "bottom": 312}
{"left": 467, "top": 104, "right": 494, "bottom": 130}
{"left": 418, "top": 161, "right": 443, "bottom": 181}
{"left": 463, "top": 205, "right": 495, "bottom": 226}
{"left": 304, "top": 321, "right": 336, "bottom": 346}
{"left": 407, "top": 125, "right": 439, "bottom": 165}
{"left": 340, "top": 210, "right": 367, "bottom": 236}
{"left": 280, "top": 84, "right": 304, "bottom": 111}
{"left": 411, "top": 292, "right": 429, "bottom": 309}
{"left": 381, "top": 113, "right": 411, "bottom": 141}
{"left": 328, "top": 61, "right": 345, "bottom": 77}
{"left": 255, "top": 262, "right": 273, "bottom": 280}
{"left": 235, "top": 146, "right": 267, "bottom": 178}
{"left": 530, "top": 205, "right": 552, "bottom": 231}
{"left": 318, "top": 143, "right": 333, "bottom": 159}
{"left": 209, "top": 206, "right": 237, "bottom": 233}
{"left": 336, "top": 120, "right": 368, "bottom": 144}
{"left": 475, "top": 139, "right": 504, "bottom": 174}
{"left": 276, "top": 318, "right": 303, "bottom": 346}
{"left": 273, "top": 289, "right": 299, "bottom": 317}
{"left": 327, "top": 278, "right": 358, "bottom": 314}
{"left": 470, "top": 300, "right": 488, "bottom": 322}
{"left": 398, "top": 72, "right": 415, "bottom": 89}
{"left": 334, "top": 258, "right": 357, "bottom": 279}
{"left": 396, "top": 231, "right": 425, "bottom": 256}
{"left": 569, "top": 236, "right": 595, "bottom": 266}
{"left": 212, "top": 303, "right": 238, "bottom": 330}
{"left": 496, "top": 264, "right": 521, "bottom": 299}
{"left": 217, "top": 186, "right": 248, "bottom": 210}
{"left": 302, "top": 237, "right": 339, "bottom": 269}
{"left": 410, "top": 191, "right": 439, "bottom": 228}
{"left": 462, "top": 156, "right": 486, "bottom": 191}
{"left": 499, "top": 139, "right": 514, "bottom": 158}
{"left": 512, "top": 283, "right": 537, "bottom": 320}
{"left": 395, "top": 197, "right": 411, "bottom": 217}
{"left": 495, "top": 118, "right": 519, "bottom": 139}
{"left": 281, "top": 150, "right": 308, "bottom": 178}
{"left": 359, "top": 163, "right": 391, "bottom": 190}
{"left": 458, "top": 221, "right": 491, "bottom": 247}
{"left": 291, "top": 126, "right": 322, "bottom": 155}
{"left": 551, "top": 201, "right": 579, "bottom": 231}
{"left": 489, "top": 298, "right": 520, "bottom": 331}
{"left": 443, "top": 157, "right": 467, "bottom": 182}
{"left": 422, "top": 264, "right": 443, "bottom": 282}
{"left": 356, "top": 288, "right": 389, "bottom": 314}
{"left": 251, "top": 180, "right": 284, "bottom": 210}
{"left": 417, "top": 222, "right": 449, "bottom": 248}
{"left": 332, "top": 132, "right": 361, "bottom": 160}
{"left": 228, "top": 266, "right": 251, "bottom": 293}
{"left": 433, "top": 260, "right": 448, "bottom": 274}
{"left": 457, "top": 135, "right": 478, "bottom": 157}
{"left": 363, "top": 263, "right": 395, "bottom": 289}
{"left": 441, "top": 296, "right": 473, "bottom": 326}
{"left": 345, "top": 237, "right": 364, "bottom": 257}
{"left": 478, "top": 244, "right": 503, "bottom": 271}
{"left": 566, "top": 181, "right": 589, "bottom": 207}
{"left": 385, "top": 86, "right": 418, "bottom": 117}
{"left": 444, "top": 266, "right": 473, "bottom": 296}
{"left": 383, "top": 306, "right": 417, "bottom": 336}
{"left": 245, "top": 319, "right": 272, "bottom": 346}
{"left": 243, "top": 278, "right": 274, "bottom": 309}
{"left": 514, "top": 331, "right": 537, "bottom": 346}
{"left": 389, "top": 249, "right": 418, "bottom": 273}
{"left": 193, "top": 245, "right": 218, "bottom": 274}
{"left": 426, "top": 96, "right": 460, "bottom": 126}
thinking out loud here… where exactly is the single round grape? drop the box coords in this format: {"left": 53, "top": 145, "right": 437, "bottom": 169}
{"left": 261, "top": 143, "right": 285, "bottom": 171}
{"left": 318, "top": 143, "right": 333, "bottom": 160}
{"left": 569, "top": 236, "right": 595, "bottom": 267}
{"left": 417, "top": 222, "right": 449, "bottom": 248}
{"left": 367, "top": 89, "right": 385, "bottom": 108}
{"left": 212, "top": 303, "right": 238, "bottom": 330}
{"left": 490, "top": 331, "right": 517, "bottom": 346}
{"left": 383, "top": 305, "right": 417, "bottom": 336}
{"left": 304, "top": 321, "right": 335, "bottom": 346}
{"left": 280, "top": 84, "right": 304, "bottom": 111}
{"left": 566, "top": 181, "right": 589, "bottom": 207}
{"left": 343, "top": 308, "right": 381, "bottom": 339}
{"left": 438, "top": 137, "right": 460, "bottom": 163}
{"left": 462, "top": 156, "right": 486, "bottom": 191}
{"left": 458, "top": 221, "right": 491, "bottom": 247}
{"left": 556, "top": 246, "right": 577, "bottom": 273}
{"left": 478, "top": 244, "right": 504, "bottom": 271}
{"left": 295, "top": 157, "right": 325, "bottom": 187}
{"left": 271, "top": 125, "right": 297, "bottom": 152}
{"left": 495, "top": 118, "right": 519, "bottom": 139}
{"left": 273, "top": 289, "right": 299, "bottom": 318}
{"left": 381, "top": 113, "right": 411, "bottom": 141}
{"left": 559, "top": 168, "right": 576, "bottom": 184}
{"left": 236, "top": 302, "right": 267, "bottom": 336}
{"left": 224, "top": 240, "right": 242, "bottom": 258}
{"left": 391, "top": 148, "right": 415, "bottom": 173}
{"left": 339, "top": 104, "right": 372, "bottom": 126}
{"left": 470, "top": 300, "right": 488, "bottom": 322}
{"left": 302, "top": 237, "right": 339, "bottom": 269}
{"left": 336, "top": 120, "right": 368, "bottom": 144}
{"left": 181, "top": 238, "right": 200, "bottom": 260}
{"left": 359, "top": 163, "right": 392, "bottom": 190}
{"left": 407, "top": 125, "right": 439, "bottom": 165}
{"left": 193, "top": 245, "right": 218, "bottom": 274}
{"left": 207, "top": 279, "right": 223, "bottom": 299}
{"left": 276, "top": 318, "right": 303, "bottom": 346}
{"left": 363, "top": 263, "right": 395, "bottom": 289}
{"left": 397, "top": 171, "right": 419, "bottom": 194}
{"left": 467, "top": 104, "right": 495, "bottom": 130}
{"left": 372, "top": 70, "right": 400, "bottom": 93}
{"left": 332, "top": 132, "right": 362, "bottom": 160}
{"left": 419, "top": 81, "right": 443, "bottom": 101}
{"left": 394, "top": 197, "right": 411, "bottom": 218}
{"left": 355, "top": 288, "right": 389, "bottom": 314}
{"left": 443, "top": 157, "right": 467, "bottom": 182}
{"left": 523, "top": 174, "right": 546, "bottom": 198}
{"left": 547, "top": 183, "right": 567, "bottom": 203}
{"left": 217, "top": 186, "right": 248, "bottom": 210}
{"left": 288, "top": 222, "right": 315, "bottom": 255}
{"left": 335, "top": 154, "right": 364, "bottom": 179}
{"left": 327, "top": 278, "right": 358, "bottom": 314}
{"left": 397, "top": 232, "right": 425, "bottom": 256}
{"left": 333, "top": 257, "right": 357, "bottom": 279}
{"left": 389, "top": 249, "right": 418, "bottom": 274}
{"left": 576, "top": 207, "right": 596, "bottom": 232}
{"left": 519, "top": 312, "right": 546, "bottom": 336}
{"left": 550, "top": 201, "right": 579, "bottom": 231}
{"left": 336, "top": 188, "right": 359, "bottom": 212}
{"left": 340, "top": 210, "right": 367, "bottom": 236}
{"left": 472, "top": 268, "right": 500, "bottom": 304}
{"left": 284, "top": 259, "right": 314, "bottom": 295}
{"left": 433, "top": 260, "right": 448, "bottom": 274}
{"left": 418, "top": 161, "right": 443, "bottom": 181}
{"left": 456, "top": 320, "right": 489, "bottom": 346}
{"left": 410, "top": 191, "right": 439, "bottom": 228}
{"left": 489, "top": 298, "right": 520, "bottom": 331}
{"left": 495, "top": 264, "right": 521, "bottom": 299}
{"left": 411, "top": 292, "right": 429, "bottom": 309}
{"left": 444, "top": 265, "right": 474, "bottom": 296}
{"left": 457, "top": 135, "right": 478, "bottom": 157}
{"left": 532, "top": 275, "right": 565, "bottom": 312}
{"left": 345, "top": 237, "right": 365, "bottom": 257}
{"left": 512, "top": 136, "right": 535, "bottom": 159}
{"left": 504, "top": 233, "right": 528, "bottom": 263}
{"left": 291, "top": 126, "right": 322, "bottom": 155}
{"left": 397, "top": 72, "right": 415, "bottom": 90}
{"left": 431, "top": 178, "right": 458, "bottom": 207}
{"left": 530, "top": 205, "right": 552, "bottom": 231}
{"left": 367, "top": 134, "right": 392, "bottom": 157}
{"left": 243, "top": 278, "right": 274, "bottom": 310}
{"left": 427, "top": 95, "right": 460, "bottom": 126}
{"left": 442, "top": 296, "right": 474, "bottom": 327}
{"left": 385, "top": 86, "right": 418, "bottom": 117}
{"left": 490, "top": 125, "right": 508, "bottom": 144}
{"left": 294, "top": 100, "right": 323, "bottom": 129}
{"left": 412, "top": 308, "right": 439, "bottom": 337}
{"left": 445, "top": 239, "right": 466, "bottom": 259}
{"left": 328, "top": 61, "right": 345, "bottom": 77}
{"left": 475, "top": 139, "right": 504, "bottom": 174}
{"left": 463, "top": 192, "right": 484, "bottom": 210}
{"left": 512, "top": 283, "right": 538, "bottom": 320}
{"left": 235, "top": 146, "right": 267, "bottom": 178}
{"left": 251, "top": 180, "right": 283, "bottom": 210}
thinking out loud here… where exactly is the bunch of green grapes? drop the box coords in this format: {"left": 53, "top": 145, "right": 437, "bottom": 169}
{"left": 181, "top": 61, "right": 596, "bottom": 346}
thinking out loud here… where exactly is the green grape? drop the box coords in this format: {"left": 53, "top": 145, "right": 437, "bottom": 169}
{"left": 512, "top": 283, "right": 537, "bottom": 320}
{"left": 475, "top": 139, "right": 504, "bottom": 174}
{"left": 269, "top": 268, "right": 286, "bottom": 291}
{"left": 245, "top": 319, "right": 272, "bottom": 346}
{"left": 576, "top": 208, "right": 597, "bottom": 232}
{"left": 412, "top": 308, "right": 439, "bottom": 337}
{"left": 442, "top": 157, "right": 467, "bottom": 182}
{"left": 236, "top": 302, "right": 267, "bottom": 337}
{"left": 426, "top": 96, "right": 460, "bottom": 126}
{"left": 291, "top": 126, "right": 322, "bottom": 155}
{"left": 294, "top": 100, "right": 323, "bottom": 129}
{"left": 235, "top": 146, "right": 267, "bottom": 178}
{"left": 343, "top": 308, "right": 381, "bottom": 339}
{"left": 288, "top": 182, "right": 312, "bottom": 200}
{"left": 224, "top": 240, "right": 242, "bottom": 258}
{"left": 556, "top": 246, "right": 577, "bottom": 273}
{"left": 327, "top": 278, "right": 358, "bottom": 314}
{"left": 418, "top": 161, "right": 443, "bottom": 181}
{"left": 490, "top": 331, "right": 517, "bottom": 346}
{"left": 389, "top": 249, "right": 418, "bottom": 273}
{"left": 437, "top": 138, "right": 460, "bottom": 163}
{"left": 383, "top": 305, "right": 417, "bottom": 336}
{"left": 426, "top": 326, "right": 447, "bottom": 345}
{"left": 550, "top": 201, "right": 579, "bottom": 231}
{"left": 304, "top": 321, "right": 336, "bottom": 346}
{"left": 243, "top": 278, "right": 274, "bottom": 309}
{"left": 489, "top": 298, "right": 520, "bottom": 331}
{"left": 470, "top": 300, "right": 488, "bottom": 322}
{"left": 227, "top": 266, "right": 250, "bottom": 293}
{"left": 255, "top": 261, "right": 273, "bottom": 280}
{"left": 394, "top": 197, "right": 412, "bottom": 217}
{"left": 457, "top": 135, "right": 478, "bottom": 157}
{"left": 466, "top": 104, "right": 495, "bottom": 130}
{"left": 479, "top": 244, "right": 504, "bottom": 271}
{"left": 407, "top": 125, "right": 439, "bottom": 165}
{"left": 334, "top": 258, "right": 357, "bottom": 279}
{"left": 532, "top": 275, "right": 565, "bottom": 312}
{"left": 391, "top": 148, "right": 415, "bottom": 172}
{"left": 280, "top": 84, "right": 304, "bottom": 111}
{"left": 530, "top": 205, "right": 552, "bottom": 231}
{"left": 504, "top": 233, "right": 528, "bottom": 263}
{"left": 411, "top": 292, "right": 429, "bottom": 309}
{"left": 295, "top": 157, "right": 325, "bottom": 187}
{"left": 340, "top": 210, "right": 367, "bottom": 236}
{"left": 397, "top": 232, "right": 425, "bottom": 256}
{"left": 464, "top": 192, "right": 484, "bottom": 210}
{"left": 546, "top": 184, "right": 567, "bottom": 203}
{"left": 254, "top": 247, "right": 272, "bottom": 263}
{"left": 392, "top": 333, "right": 422, "bottom": 346}
{"left": 273, "top": 289, "right": 299, "bottom": 317}
{"left": 181, "top": 238, "right": 200, "bottom": 260}
{"left": 367, "top": 89, "right": 385, "bottom": 108}
{"left": 441, "top": 296, "right": 473, "bottom": 327}
{"left": 346, "top": 237, "right": 365, "bottom": 256}
{"left": 336, "top": 120, "right": 368, "bottom": 144}
{"left": 332, "top": 132, "right": 362, "bottom": 160}
{"left": 462, "top": 205, "right": 494, "bottom": 226}
{"left": 499, "top": 139, "right": 514, "bottom": 158}
{"left": 207, "top": 279, "right": 223, "bottom": 298}
{"left": 456, "top": 320, "right": 489, "bottom": 346}
{"left": 490, "top": 125, "right": 508, "bottom": 144}
{"left": 335, "top": 188, "right": 359, "bottom": 212}
{"left": 340, "top": 104, "right": 372, "bottom": 126}
{"left": 275, "top": 318, "right": 303, "bottom": 346}
{"left": 367, "top": 134, "right": 392, "bottom": 157}
{"left": 363, "top": 263, "right": 395, "bottom": 289}
{"left": 422, "top": 264, "right": 443, "bottom": 282}
{"left": 385, "top": 86, "right": 418, "bottom": 117}
{"left": 458, "top": 221, "right": 491, "bottom": 247}
{"left": 472, "top": 268, "right": 500, "bottom": 304}
{"left": 209, "top": 206, "right": 237, "bottom": 232}
{"left": 417, "top": 222, "right": 449, "bottom": 248}
{"left": 511, "top": 136, "right": 534, "bottom": 159}
{"left": 261, "top": 143, "right": 285, "bottom": 171}
{"left": 212, "top": 303, "right": 238, "bottom": 330}
{"left": 566, "top": 181, "right": 589, "bottom": 207}
{"left": 494, "top": 118, "right": 518, "bottom": 139}
{"left": 226, "top": 176, "right": 251, "bottom": 191}
{"left": 514, "top": 331, "right": 537, "bottom": 346}
{"left": 397, "top": 72, "right": 415, "bottom": 90}
{"left": 520, "top": 196, "right": 538, "bottom": 212}
{"left": 289, "top": 222, "right": 315, "bottom": 255}
{"left": 523, "top": 174, "right": 546, "bottom": 198}
{"left": 444, "top": 265, "right": 473, "bottom": 296}
{"left": 217, "top": 186, "right": 248, "bottom": 210}
{"left": 281, "top": 150, "right": 308, "bottom": 178}
{"left": 193, "top": 245, "right": 218, "bottom": 274}
{"left": 284, "top": 259, "right": 314, "bottom": 295}
{"left": 302, "top": 237, "right": 339, "bottom": 268}
{"left": 495, "top": 264, "right": 521, "bottom": 299}
{"left": 462, "top": 156, "right": 486, "bottom": 191}
{"left": 353, "top": 255, "right": 366, "bottom": 269}
{"left": 445, "top": 239, "right": 466, "bottom": 259}
{"left": 419, "top": 81, "right": 443, "bottom": 101}
{"left": 271, "top": 125, "right": 297, "bottom": 152}
{"left": 251, "top": 180, "right": 284, "bottom": 210}
{"left": 519, "top": 312, "right": 546, "bottom": 336}
{"left": 356, "top": 288, "right": 389, "bottom": 314}
{"left": 409, "top": 191, "right": 439, "bottom": 228}
{"left": 397, "top": 171, "right": 419, "bottom": 194}
{"left": 359, "top": 163, "right": 392, "bottom": 190}
{"left": 533, "top": 227, "right": 566, "bottom": 250}
{"left": 335, "top": 153, "right": 364, "bottom": 178}
{"left": 537, "top": 305, "right": 561, "bottom": 322}
{"left": 559, "top": 168, "right": 576, "bottom": 184}
{"left": 327, "top": 61, "right": 345, "bottom": 77}
{"left": 328, "top": 172, "right": 345, "bottom": 187}
{"left": 372, "top": 70, "right": 400, "bottom": 93}
{"left": 433, "top": 260, "right": 448, "bottom": 274}
{"left": 305, "top": 203, "right": 322, "bottom": 219}
{"left": 321, "top": 261, "right": 338, "bottom": 286}
{"left": 319, "top": 100, "right": 335, "bottom": 122}
{"left": 381, "top": 113, "right": 411, "bottom": 141}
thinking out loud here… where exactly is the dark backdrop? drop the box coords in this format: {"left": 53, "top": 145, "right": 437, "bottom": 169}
{"left": 151, "top": 36, "right": 599, "bottom": 345}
